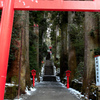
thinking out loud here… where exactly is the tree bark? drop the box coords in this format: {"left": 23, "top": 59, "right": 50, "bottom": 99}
{"left": 34, "top": 24, "right": 40, "bottom": 82}
{"left": 83, "top": 12, "right": 99, "bottom": 98}
{"left": 60, "top": 23, "right": 68, "bottom": 81}
{"left": 7, "top": 11, "right": 21, "bottom": 84}
{"left": 25, "top": 11, "right": 31, "bottom": 88}
{"left": 19, "top": 11, "right": 31, "bottom": 93}
{"left": 67, "top": 12, "right": 77, "bottom": 83}
{"left": 7, "top": 10, "right": 31, "bottom": 95}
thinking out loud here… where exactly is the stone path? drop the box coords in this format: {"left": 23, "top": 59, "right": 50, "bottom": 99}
{"left": 26, "top": 81, "right": 79, "bottom": 100}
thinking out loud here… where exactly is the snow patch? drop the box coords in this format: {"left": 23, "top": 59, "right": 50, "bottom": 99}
{"left": 14, "top": 86, "right": 36, "bottom": 100}
{"left": 53, "top": 65, "right": 56, "bottom": 75}
{"left": 14, "top": 98, "right": 23, "bottom": 100}
{"left": 68, "top": 88, "right": 84, "bottom": 99}
{"left": 5, "top": 83, "right": 18, "bottom": 87}
{"left": 25, "top": 87, "right": 36, "bottom": 95}
{"left": 56, "top": 76, "right": 60, "bottom": 82}
{"left": 59, "top": 82, "right": 66, "bottom": 88}
{"left": 72, "top": 79, "right": 82, "bottom": 84}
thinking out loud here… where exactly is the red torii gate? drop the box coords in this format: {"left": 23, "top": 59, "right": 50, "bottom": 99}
{"left": 0, "top": 0, "right": 100, "bottom": 99}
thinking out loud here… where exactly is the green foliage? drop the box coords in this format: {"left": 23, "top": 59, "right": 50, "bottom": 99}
{"left": 94, "top": 47, "right": 100, "bottom": 55}
{"left": 51, "top": 11, "right": 68, "bottom": 26}
{"left": 69, "top": 12, "right": 84, "bottom": 62}
{"left": 4, "top": 86, "right": 18, "bottom": 99}
{"left": 73, "top": 12, "right": 85, "bottom": 24}
{"left": 11, "top": 76, "right": 18, "bottom": 84}
{"left": 29, "top": 11, "right": 48, "bottom": 72}
{"left": 92, "top": 12, "right": 100, "bottom": 18}
{"left": 57, "top": 35, "right": 61, "bottom": 42}
{"left": 29, "top": 45, "right": 37, "bottom": 70}
{"left": 54, "top": 58, "right": 60, "bottom": 68}
{"left": 39, "top": 43, "right": 48, "bottom": 64}
{"left": 8, "top": 12, "right": 21, "bottom": 67}
{"left": 75, "top": 62, "right": 84, "bottom": 81}
{"left": 89, "top": 29, "right": 95, "bottom": 38}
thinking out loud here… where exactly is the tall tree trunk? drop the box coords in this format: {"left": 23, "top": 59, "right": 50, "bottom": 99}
{"left": 7, "top": 11, "right": 22, "bottom": 84}
{"left": 7, "top": 10, "right": 31, "bottom": 94}
{"left": 83, "top": 12, "right": 99, "bottom": 98}
{"left": 60, "top": 23, "right": 68, "bottom": 81}
{"left": 19, "top": 11, "right": 27, "bottom": 93}
{"left": 54, "top": 26, "right": 58, "bottom": 61}
{"left": 36, "top": 25, "right": 40, "bottom": 82}
{"left": 20, "top": 11, "right": 32, "bottom": 93}
{"left": 25, "top": 11, "right": 31, "bottom": 88}
{"left": 34, "top": 24, "right": 40, "bottom": 82}
{"left": 67, "top": 12, "right": 77, "bottom": 83}
{"left": 56, "top": 26, "right": 60, "bottom": 60}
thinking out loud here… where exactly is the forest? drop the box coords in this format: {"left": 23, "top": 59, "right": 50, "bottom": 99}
{"left": 3, "top": 11, "right": 100, "bottom": 100}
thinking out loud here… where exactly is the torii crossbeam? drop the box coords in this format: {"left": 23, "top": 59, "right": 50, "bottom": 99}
{"left": 0, "top": 0, "right": 100, "bottom": 100}
{"left": 0, "top": 0, "right": 99, "bottom": 11}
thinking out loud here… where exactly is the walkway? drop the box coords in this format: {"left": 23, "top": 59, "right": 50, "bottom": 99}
{"left": 26, "top": 81, "right": 79, "bottom": 100}
{"left": 25, "top": 53, "right": 78, "bottom": 100}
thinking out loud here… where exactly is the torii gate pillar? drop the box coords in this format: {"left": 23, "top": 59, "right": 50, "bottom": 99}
{"left": 0, "top": 0, "right": 15, "bottom": 99}
{"left": 0, "top": 0, "right": 100, "bottom": 100}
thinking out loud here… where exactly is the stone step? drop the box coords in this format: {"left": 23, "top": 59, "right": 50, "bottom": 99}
{"left": 45, "top": 60, "right": 52, "bottom": 66}
{"left": 43, "top": 75, "right": 56, "bottom": 82}
{"left": 44, "top": 66, "right": 54, "bottom": 75}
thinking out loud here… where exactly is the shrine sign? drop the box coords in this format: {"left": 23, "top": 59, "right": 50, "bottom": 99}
{"left": 0, "top": 0, "right": 100, "bottom": 100}
{"left": 95, "top": 55, "right": 100, "bottom": 86}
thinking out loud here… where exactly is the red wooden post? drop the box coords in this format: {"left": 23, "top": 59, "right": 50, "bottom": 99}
{"left": 41, "top": 61, "right": 44, "bottom": 64}
{"left": 49, "top": 46, "right": 52, "bottom": 49}
{"left": 66, "top": 70, "right": 71, "bottom": 89}
{"left": 33, "top": 75, "right": 35, "bottom": 87}
{"left": 0, "top": 0, "right": 15, "bottom": 99}
{"left": 67, "top": 76, "right": 69, "bottom": 88}
{"left": 0, "top": 0, "right": 99, "bottom": 99}
{"left": 31, "top": 69, "right": 36, "bottom": 87}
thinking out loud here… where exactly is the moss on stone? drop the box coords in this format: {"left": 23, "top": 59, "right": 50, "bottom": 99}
{"left": 11, "top": 76, "right": 18, "bottom": 84}
{"left": 4, "top": 86, "right": 18, "bottom": 99}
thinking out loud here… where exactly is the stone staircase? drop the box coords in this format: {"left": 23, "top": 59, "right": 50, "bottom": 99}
{"left": 43, "top": 75, "right": 56, "bottom": 81}
{"left": 43, "top": 60, "right": 56, "bottom": 82}
{"left": 44, "top": 60, "right": 53, "bottom": 75}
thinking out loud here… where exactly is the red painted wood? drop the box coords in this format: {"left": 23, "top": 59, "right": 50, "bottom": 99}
{"left": 67, "top": 77, "right": 69, "bottom": 88}
{"left": 33, "top": 75, "right": 35, "bottom": 87}
{"left": 66, "top": 70, "right": 71, "bottom": 89}
{"left": 0, "top": 0, "right": 100, "bottom": 99}
{"left": 0, "top": 0, "right": 15, "bottom": 99}
{"left": 94, "top": 55, "right": 100, "bottom": 58}
{"left": 0, "top": 0, "right": 99, "bottom": 11}
{"left": 31, "top": 69, "right": 36, "bottom": 87}
{"left": 14, "top": 0, "right": 100, "bottom": 11}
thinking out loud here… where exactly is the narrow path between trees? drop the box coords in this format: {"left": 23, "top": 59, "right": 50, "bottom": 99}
{"left": 25, "top": 81, "right": 79, "bottom": 100}
{"left": 25, "top": 52, "right": 79, "bottom": 100}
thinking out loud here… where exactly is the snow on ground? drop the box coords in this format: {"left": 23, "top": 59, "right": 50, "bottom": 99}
{"left": 56, "top": 76, "right": 60, "bottom": 82}
{"left": 5, "top": 77, "right": 86, "bottom": 100}
{"left": 13, "top": 87, "right": 36, "bottom": 100}
{"left": 72, "top": 79, "right": 82, "bottom": 84}
{"left": 5, "top": 83, "right": 18, "bottom": 87}
{"left": 14, "top": 98, "right": 23, "bottom": 100}
{"left": 59, "top": 82, "right": 66, "bottom": 88}
{"left": 68, "top": 88, "right": 85, "bottom": 100}
{"left": 25, "top": 87, "right": 36, "bottom": 95}
{"left": 58, "top": 79, "right": 86, "bottom": 100}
